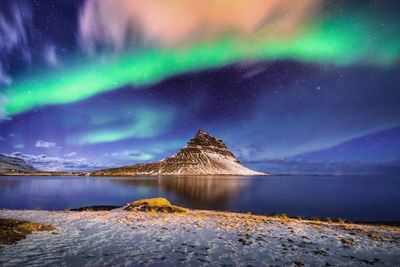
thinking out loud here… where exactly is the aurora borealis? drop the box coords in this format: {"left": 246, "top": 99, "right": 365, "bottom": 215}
{"left": 0, "top": 0, "right": 399, "bottom": 173}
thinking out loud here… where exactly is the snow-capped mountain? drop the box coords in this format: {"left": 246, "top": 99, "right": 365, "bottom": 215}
{"left": 0, "top": 154, "right": 36, "bottom": 173}
{"left": 90, "top": 130, "right": 268, "bottom": 176}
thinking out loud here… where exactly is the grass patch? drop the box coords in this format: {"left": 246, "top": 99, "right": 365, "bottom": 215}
{"left": 0, "top": 218, "right": 55, "bottom": 245}
{"left": 125, "top": 198, "right": 187, "bottom": 213}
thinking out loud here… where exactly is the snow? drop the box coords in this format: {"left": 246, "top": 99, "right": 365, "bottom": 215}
{"left": 1, "top": 209, "right": 399, "bottom": 266}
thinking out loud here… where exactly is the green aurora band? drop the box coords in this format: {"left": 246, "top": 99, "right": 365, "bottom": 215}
{"left": 68, "top": 106, "right": 175, "bottom": 145}
{"left": 3, "top": 13, "right": 400, "bottom": 116}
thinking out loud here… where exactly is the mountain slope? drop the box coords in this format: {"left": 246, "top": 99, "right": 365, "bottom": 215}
{"left": 90, "top": 130, "right": 268, "bottom": 176}
{"left": 0, "top": 154, "right": 36, "bottom": 173}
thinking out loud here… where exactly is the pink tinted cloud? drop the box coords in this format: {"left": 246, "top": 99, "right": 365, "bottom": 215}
{"left": 79, "top": 0, "right": 321, "bottom": 54}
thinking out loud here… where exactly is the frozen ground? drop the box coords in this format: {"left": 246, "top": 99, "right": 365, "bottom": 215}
{"left": 0, "top": 209, "right": 399, "bottom": 266}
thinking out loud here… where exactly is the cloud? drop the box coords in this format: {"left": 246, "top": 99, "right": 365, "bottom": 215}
{"left": 79, "top": 0, "right": 321, "bottom": 54}
{"left": 238, "top": 61, "right": 272, "bottom": 80}
{"left": 13, "top": 144, "right": 24, "bottom": 149}
{"left": 8, "top": 152, "right": 114, "bottom": 172}
{"left": 0, "top": 94, "right": 12, "bottom": 121}
{"left": 0, "top": 63, "right": 12, "bottom": 86}
{"left": 0, "top": 2, "right": 34, "bottom": 90}
{"left": 43, "top": 44, "right": 59, "bottom": 67}
{"left": 0, "top": 2, "right": 33, "bottom": 63}
{"left": 0, "top": 3, "right": 31, "bottom": 51}
{"left": 0, "top": 136, "right": 4, "bottom": 141}
{"left": 65, "top": 152, "right": 77, "bottom": 157}
{"left": 35, "top": 140, "right": 56, "bottom": 148}
{"left": 110, "top": 150, "right": 153, "bottom": 161}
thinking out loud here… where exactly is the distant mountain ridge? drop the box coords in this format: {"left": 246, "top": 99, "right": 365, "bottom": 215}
{"left": 90, "top": 130, "right": 268, "bottom": 176}
{"left": 0, "top": 154, "right": 36, "bottom": 173}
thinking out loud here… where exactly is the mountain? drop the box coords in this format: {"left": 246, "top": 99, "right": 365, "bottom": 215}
{"left": 90, "top": 130, "right": 268, "bottom": 176}
{"left": 0, "top": 154, "right": 36, "bottom": 173}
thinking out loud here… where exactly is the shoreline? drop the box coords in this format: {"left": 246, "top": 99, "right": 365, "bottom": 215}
{"left": 2, "top": 207, "right": 400, "bottom": 228}
{"left": 1, "top": 207, "right": 399, "bottom": 266}
{"left": 0, "top": 172, "right": 271, "bottom": 176}
{"left": 0, "top": 172, "right": 79, "bottom": 176}
{"left": 2, "top": 207, "right": 400, "bottom": 227}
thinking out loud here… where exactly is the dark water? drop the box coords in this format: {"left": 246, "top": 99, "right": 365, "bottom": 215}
{"left": 0, "top": 175, "right": 399, "bottom": 222}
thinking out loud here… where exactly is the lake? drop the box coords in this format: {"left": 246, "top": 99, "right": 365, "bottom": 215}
{"left": 0, "top": 175, "right": 399, "bottom": 222}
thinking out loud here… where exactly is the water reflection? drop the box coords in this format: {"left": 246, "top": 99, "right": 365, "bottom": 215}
{"left": 0, "top": 175, "right": 399, "bottom": 222}
{"left": 117, "top": 176, "right": 249, "bottom": 210}
{"left": 0, "top": 179, "right": 21, "bottom": 190}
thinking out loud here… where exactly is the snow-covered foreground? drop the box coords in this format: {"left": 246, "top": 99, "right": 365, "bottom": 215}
{"left": 0, "top": 209, "right": 399, "bottom": 266}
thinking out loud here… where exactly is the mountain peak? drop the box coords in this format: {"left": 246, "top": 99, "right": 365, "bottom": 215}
{"left": 192, "top": 129, "right": 217, "bottom": 143}
{"left": 184, "top": 130, "right": 235, "bottom": 159}
{"left": 195, "top": 129, "right": 210, "bottom": 137}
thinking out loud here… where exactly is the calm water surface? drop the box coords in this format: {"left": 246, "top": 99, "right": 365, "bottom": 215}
{"left": 0, "top": 175, "right": 399, "bottom": 222}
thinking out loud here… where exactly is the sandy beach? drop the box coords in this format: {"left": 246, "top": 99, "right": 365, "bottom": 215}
{"left": 0, "top": 208, "right": 399, "bottom": 266}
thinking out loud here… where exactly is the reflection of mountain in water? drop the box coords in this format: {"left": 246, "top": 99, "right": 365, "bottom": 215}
{"left": 116, "top": 176, "right": 250, "bottom": 210}
{"left": 159, "top": 176, "right": 249, "bottom": 210}
{"left": 0, "top": 179, "right": 22, "bottom": 190}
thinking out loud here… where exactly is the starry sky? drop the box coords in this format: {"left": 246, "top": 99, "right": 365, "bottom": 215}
{"left": 0, "top": 0, "right": 399, "bottom": 174}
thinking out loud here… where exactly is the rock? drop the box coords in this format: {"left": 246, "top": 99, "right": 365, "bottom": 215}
{"left": 124, "top": 198, "right": 187, "bottom": 213}
{"left": 90, "top": 130, "right": 269, "bottom": 176}
{"left": 70, "top": 205, "right": 121, "bottom": 211}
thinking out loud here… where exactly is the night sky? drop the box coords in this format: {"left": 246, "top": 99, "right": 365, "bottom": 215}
{"left": 0, "top": 0, "right": 399, "bottom": 174}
